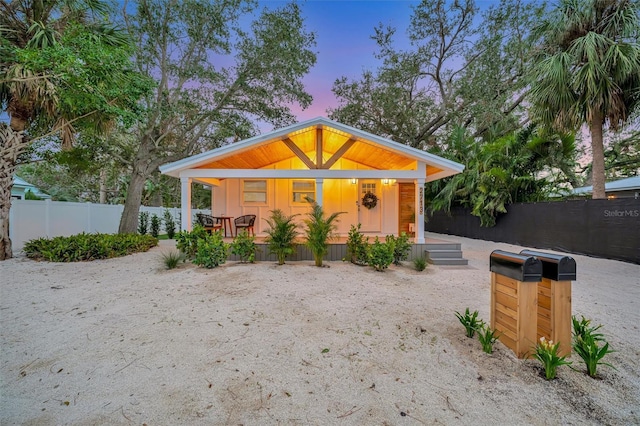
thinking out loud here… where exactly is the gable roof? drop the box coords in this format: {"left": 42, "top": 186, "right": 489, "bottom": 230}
{"left": 160, "top": 117, "right": 464, "bottom": 182}
{"left": 573, "top": 176, "right": 640, "bottom": 194}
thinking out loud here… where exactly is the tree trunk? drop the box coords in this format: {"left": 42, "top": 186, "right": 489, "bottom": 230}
{"left": 118, "top": 166, "right": 148, "bottom": 234}
{"left": 99, "top": 169, "right": 107, "bottom": 204}
{"left": 118, "top": 135, "right": 165, "bottom": 234}
{"left": 0, "top": 123, "right": 29, "bottom": 260}
{"left": 589, "top": 110, "right": 607, "bottom": 199}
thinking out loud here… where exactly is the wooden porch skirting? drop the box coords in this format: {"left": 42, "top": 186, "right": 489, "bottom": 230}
{"left": 225, "top": 238, "right": 452, "bottom": 263}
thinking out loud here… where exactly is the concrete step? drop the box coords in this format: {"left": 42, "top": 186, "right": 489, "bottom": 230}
{"left": 424, "top": 243, "right": 461, "bottom": 251}
{"left": 425, "top": 247, "right": 469, "bottom": 266}
{"left": 429, "top": 257, "right": 469, "bottom": 266}
{"left": 426, "top": 249, "right": 463, "bottom": 259}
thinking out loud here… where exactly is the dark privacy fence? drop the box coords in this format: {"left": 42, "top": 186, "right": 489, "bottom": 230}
{"left": 426, "top": 199, "right": 639, "bottom": 264}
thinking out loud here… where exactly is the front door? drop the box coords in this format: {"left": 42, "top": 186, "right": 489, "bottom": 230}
{"left": 358, "top": 180, "right": 381, "bottom": 232}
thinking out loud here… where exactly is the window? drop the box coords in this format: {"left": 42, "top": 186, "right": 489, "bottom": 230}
{"left": 243, "top": 180, "right": 267, "bottom": 204}
{"left": 361, "top": 182, "right": 376, "bottom": 196}
{"left": 292, "top": 180, "right": 315, "bottom": 204}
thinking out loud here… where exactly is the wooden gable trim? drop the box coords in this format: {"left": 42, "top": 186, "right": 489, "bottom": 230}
{"left": 283, "top": 137, "right": 316, "bottom": 169}
{"left": 316, "top": 128, "right": 322, "bottom": 169}
{"left": 322, "top": 138, "right": 356, "bottom": 169}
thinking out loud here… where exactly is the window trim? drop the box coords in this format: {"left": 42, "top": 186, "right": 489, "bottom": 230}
{"left": 241, "top": 179, "right": 268, "bottom": 206}
{"left": 290, "top": 179, "right": 315, "bottom": 205}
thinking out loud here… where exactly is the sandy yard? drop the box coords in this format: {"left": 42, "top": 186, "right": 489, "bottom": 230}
{"left": 1, "top": 234, "right": 639, "bottom": 425}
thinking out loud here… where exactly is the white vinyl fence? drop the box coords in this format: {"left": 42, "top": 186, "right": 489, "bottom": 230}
{"left": 9, "top": 199, "right": 208, "bottom": 251}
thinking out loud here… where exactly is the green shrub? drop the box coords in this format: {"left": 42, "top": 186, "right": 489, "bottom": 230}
{"left": 264, "top": 209, "right": 299, "bottom": 265}
{"left": 163, "top": 209, "right": 177, "bottom": 239}
{"left": 413, "top": 256, "right": 427, "bottom": 271}
{"left": 572, "top": 315, "right": 615, "bottom": 377}
{"left": 386, "top": 232, "right": 411, "bottom": 265}
{"left": 346, "top": 224, "right": 369, "bottom": 266}
{"left": 162, "top": 250, "right": 185, "bottom": 269}
{"left": 176, "top": 225, "right": 209, "bottom": 259}
{"left": 455, "top": 308, "right": 482, "bottom": 338}
{"left": 231, "top": 230, "right": 258, "bottom": 263}
{"left": 150, "top": 214, "right": 161, "bottom": 238}
{"left": 24, "top": 189, "right": 43, "bottom": 200}
{"left": 368, "top": 236, "right": 394, "bottom": 271}
{"left": 23, "top": 233, "right": 158, "bottom": 262}
{"left": 193, "top": 231, "right": 229, "bottom": 269}
{"left": 138, "top": 211, "right": 150, "bottom": 235}
{"left": 304, "top": 202, "right": 344, "bottom": 267}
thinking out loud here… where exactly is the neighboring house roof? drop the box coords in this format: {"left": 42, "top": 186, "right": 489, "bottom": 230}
{"left": 12, "top": 176, "right": 51, "bottom": 199}
{"left": 160, "top": 117, "right": 464, "bottom": 182}
{"left": 573, "top": 176, "right": 640, "bottom": 194}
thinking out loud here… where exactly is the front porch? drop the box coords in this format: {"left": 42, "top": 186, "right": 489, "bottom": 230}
{"left": 160, "top": 117, "right": 465, "bottom": 246}
{"left": 224, "top": 233, "right": 468, "bottom": 265}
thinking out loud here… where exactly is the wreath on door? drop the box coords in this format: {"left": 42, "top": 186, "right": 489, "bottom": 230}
{"left": 362, "top": 191, "right": 378, "bottom": 209}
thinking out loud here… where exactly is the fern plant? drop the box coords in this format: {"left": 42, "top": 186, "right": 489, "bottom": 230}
{"left": 264, "top": 209, "right": 299, "bottom": 265}
{"left": 304, "top": 202, "right": 344, "bottom": 267}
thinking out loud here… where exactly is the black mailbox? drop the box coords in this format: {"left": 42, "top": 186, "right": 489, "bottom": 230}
{"left": 490, "top": 250, "right": 542, "bottom": 282}
{"left": 520, "top": 250, "right": 576, "bottom": 281}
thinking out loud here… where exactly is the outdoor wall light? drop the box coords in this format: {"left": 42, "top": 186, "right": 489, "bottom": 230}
{"left": 382, "top": 179, "right": 389, "bottom": 185}
{"left": 350, "top": 178, "right": 357, "bottom": 185}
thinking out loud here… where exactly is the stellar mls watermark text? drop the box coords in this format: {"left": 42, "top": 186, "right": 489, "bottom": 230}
{"left": 603, "top": 209, "right": 639, "bottom": 217}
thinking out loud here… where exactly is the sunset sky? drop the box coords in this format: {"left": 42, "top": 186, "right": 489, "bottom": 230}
{"left": 283, "top": 0, "right": 421, "bottom": 120}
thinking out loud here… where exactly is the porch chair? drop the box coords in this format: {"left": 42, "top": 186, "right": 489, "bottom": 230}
{"left": 234, "top": 215, "right": 256, "bottom": 236}
{"left": 196, "top": 213, "right": 222, "bottom": 234}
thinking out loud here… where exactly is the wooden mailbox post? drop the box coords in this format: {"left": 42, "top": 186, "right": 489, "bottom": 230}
{"left": 490, "top": 251, "right": 542, "bottom": 359}
{"left": 520, "top": 250, "right": 576, "bottom": 357}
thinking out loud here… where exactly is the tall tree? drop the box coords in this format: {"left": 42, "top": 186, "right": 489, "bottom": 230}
{"left": 528, "top": 0, "right": 640, "bottom": 199}
{"left": 329, "top": 0, "right": 544, "bottom": 148}
{"left": 0, "top": 0, "right": 150, "bottom": 259}
{"left": 116, "top": 0, "right": 316, "bottom": 233}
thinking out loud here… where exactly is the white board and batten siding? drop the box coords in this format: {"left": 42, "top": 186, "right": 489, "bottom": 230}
{"left": 211, "top": 156, "right": 400, "bottom": 236}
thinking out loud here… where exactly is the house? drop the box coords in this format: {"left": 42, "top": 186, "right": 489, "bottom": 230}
{"left": 572, "top": 176, "right": 640, "bottom": 199}
{"left": 11, "top": 176, "right": 51, "bottom": 200}
{"left": 159, "top": 117, "right": 464, "bottom": 243}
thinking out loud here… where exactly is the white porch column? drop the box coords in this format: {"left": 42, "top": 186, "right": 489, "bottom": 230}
{"left": 315, "top": 178, "right": 324, "bottom": 206}
{"left": 181, "top": 177, "right": 192, "bottom": 231}
{"left": 415, "top": 178, "right": 425, "bottom": 243}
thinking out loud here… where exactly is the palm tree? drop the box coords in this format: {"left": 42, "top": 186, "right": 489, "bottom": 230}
{"left": 304, "top": 202, "right": 344, "bottom": 267}
{"left": 0, "top": 0, "right": 144, "bottom": 259}
{"left": 264, "top": 209, "right": 299, "bottom": 265}
{"left": 528, "top": 0, "right": 640, "bottom": 199}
